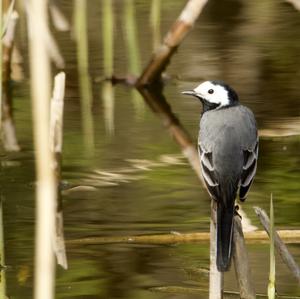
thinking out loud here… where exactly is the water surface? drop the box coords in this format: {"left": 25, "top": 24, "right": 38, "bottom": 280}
{"left": 2, "top": 0, "right": 300, "bottom": 298}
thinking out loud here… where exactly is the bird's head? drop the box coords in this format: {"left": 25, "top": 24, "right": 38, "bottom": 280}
{"left": 182, "top": 81, "right": 239, "bottom": 112}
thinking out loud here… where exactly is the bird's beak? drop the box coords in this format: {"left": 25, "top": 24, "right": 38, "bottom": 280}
{"left": 181, "top": 90, "right": 196, "bottom": 96}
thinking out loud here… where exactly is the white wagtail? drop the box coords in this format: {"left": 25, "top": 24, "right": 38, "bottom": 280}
{"left": 182, "top": 81, "right": 258, "bottom": 271}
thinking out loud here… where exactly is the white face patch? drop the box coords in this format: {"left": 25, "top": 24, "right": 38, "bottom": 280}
{"left": 193, "top": 81, "right": 230, "bottom": 107}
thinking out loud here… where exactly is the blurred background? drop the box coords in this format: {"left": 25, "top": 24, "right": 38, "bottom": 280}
{"left": 1, "top": 0, "right": 300, "bottom": 298}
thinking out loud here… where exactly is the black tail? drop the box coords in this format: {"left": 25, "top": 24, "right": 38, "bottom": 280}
{"left": 216, "top": 201, "right": 234, "bottom": 272}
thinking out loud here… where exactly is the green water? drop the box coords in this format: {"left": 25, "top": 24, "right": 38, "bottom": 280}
{"left": 1, "top": 0, "right": 300, "bottom": 298}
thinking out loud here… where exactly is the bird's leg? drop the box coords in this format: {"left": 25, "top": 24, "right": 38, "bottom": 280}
{"left": 234, "top": 205, "right": 242, "bottom": 219}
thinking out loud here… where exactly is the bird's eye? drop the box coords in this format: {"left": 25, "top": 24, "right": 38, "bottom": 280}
{"left": 208, "top": 89, "right": 214, "bottom": 94}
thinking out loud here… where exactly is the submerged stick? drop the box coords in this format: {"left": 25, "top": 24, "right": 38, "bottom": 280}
{"left": 28, "top": 0, "right": 56, "bottom": 298}
{"left": 209, "top": 200, "right": 223, "bottom": 299}
{"left": 49, "top": 72, "right": 67, "bottom": 270}
{"left": 137, "top": 0, "right": 208, "bottom": 86}
{"left": 233, "top": 214, "right": 256, "bottom": 299}
{"left": 254, "top": 206, "right": 300, "bottom": 284}
{"left": 1, "top": 10, "right": 20, "bottom": 151}
{"left": 66, "top": 229, "right": 300, "bottom": 246}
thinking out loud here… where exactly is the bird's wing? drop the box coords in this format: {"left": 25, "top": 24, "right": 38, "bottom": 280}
{"left": 198, "top": 143, "right": 219, "bottom": 200}
{"left": 239, "top": 138, "right": 259, "bottom": 201}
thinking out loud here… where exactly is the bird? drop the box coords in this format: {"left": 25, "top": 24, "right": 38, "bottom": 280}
{"left": 182, "top": 80, "right": 258, "bottom": 272}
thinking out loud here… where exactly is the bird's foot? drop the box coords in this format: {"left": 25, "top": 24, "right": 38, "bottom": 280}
{"left": 234, "top": 205, "right": 242, "bottom": 219}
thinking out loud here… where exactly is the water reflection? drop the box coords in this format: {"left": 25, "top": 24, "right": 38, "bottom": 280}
{"left": 2, "top": 0, "right": 300, "bottom": 298}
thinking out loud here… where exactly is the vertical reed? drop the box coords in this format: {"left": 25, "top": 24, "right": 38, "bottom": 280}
{"left": 28, "top": 0, "right": 56, "bottom": 298}
{"left": 124, "top": 0, "right": 144, "bottom": 117}
{"left": 102, "top": 0, "right": 113, "bottom": 77}
{"left": 0, "top": 198, "right": 7, "bottom": 299}
{"left": 150, "top": 0, "right": 161, "bottom": 50}
{"left": 268, "top": 195, "right": 276, "bottom": 299}
{"left": 124, "top": 0, "right": 140, "bottom": 76}
{"left": 102, "top": 0, "right": 115, "bottom": 135}
{"left": 74, "top": 0, "right": 94, "bottom": 153}
{"left": 0, "top": 0, "right": 3, "bottom": 130}
{"left": 209, "top": 200, "right": 223, "bottom": 299}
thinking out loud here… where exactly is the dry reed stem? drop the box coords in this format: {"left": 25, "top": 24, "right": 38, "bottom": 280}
{"left": 0, "top": 198, "right": 7, "bottom": 298}
{"left": 268, "top": 196, "right": 276, "bottom": 298}
{"left": 1, "top": 10, "right": 20, "bottom": 151}
{"left": 209, "top": 200, "right": 223, "bottom": 299}
{"left": 137, "top": 0, "right": 208, "bottom": 86}
{"left": 50, "top": 72, "right": 68, "bottom": 270}
{"left": 233, "top": 215, "right": 256, "bottom": 299}
{"left": 254, "top": 207, "right": 300, "bottom": 284}
{"left": 66, "top": 229, "right": 300, "bottom": 246}
{"left": 0, "top": 0, "right": 2, "bottom": 132}
{"left": 28, "top": 0, "right": 56, "bottom": 298}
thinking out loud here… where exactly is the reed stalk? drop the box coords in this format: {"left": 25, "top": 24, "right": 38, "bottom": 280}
{"left": 50, "top": 72, "right": 67, "bottom": 270}
{"left": 0, "top": 0, "right": 3, "bottom": 131}
{"left": 209, "top": 200, "right": 223, "bottom": 299}
{"left": 124, "top": 0, "right": 144, "bottom": 117}
{"left": 268, "top": 195, "right": 276, "bottom": 299}
{"left": 102, "top": 0, "right": 113, "bottom": 77}
{"left": 150, "top": 0, "right": 161, "bottom": 50}
{"left": 0, "top": 198, "right": 7, "bottom": 299}
{"left": 28, "top": 0, "right": 56, "bottom": 298}
{"left": 74, "top": 0, "right": 95, "bottom": 153}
